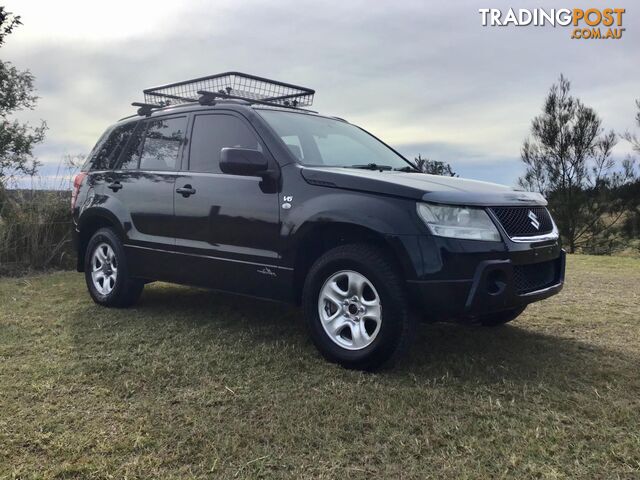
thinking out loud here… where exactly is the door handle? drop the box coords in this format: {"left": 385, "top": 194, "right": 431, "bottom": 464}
{"left": 176, "top": 185, "right": 196, "bottom": 197}
{"left": 108, "top": 181, "right": 123, "bottom": 192}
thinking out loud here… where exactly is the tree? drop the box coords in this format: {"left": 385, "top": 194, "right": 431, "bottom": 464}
{"left": 0, "top": 6, "right": 46, "bottom": 186}
{"left": 518, "top": 75, "right": 637, "bottom": 253}
{"left": 618, "top": 100, "right": 640, "bottom": 249}
{"left": 622, "top": 99, "right": 640, "bottom": 155}
{"left": 414, "top": 154, "right": 457, "bottom": 176}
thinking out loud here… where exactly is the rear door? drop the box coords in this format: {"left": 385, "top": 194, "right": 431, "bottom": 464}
{"left": 109, "top": 115, "right": 188, "bottom": 279}
{"left": 173, "top": 112, "right": 284, "bottom": 298}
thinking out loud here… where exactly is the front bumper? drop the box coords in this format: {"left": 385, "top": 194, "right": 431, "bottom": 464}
{"left": 407, "top": 243, "right": 566, "bottom": 321}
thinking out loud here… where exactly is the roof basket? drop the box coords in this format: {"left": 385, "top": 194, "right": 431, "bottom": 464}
{"left": 142, "top": 72, "right": 315, "bottom": 108}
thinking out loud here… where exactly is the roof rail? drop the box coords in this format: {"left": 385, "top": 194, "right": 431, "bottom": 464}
{"left": 131, "top": 102, "right": 162, "bottom": 116}
{"left": 141, "top": 72, "right": 315, "bottom": 109}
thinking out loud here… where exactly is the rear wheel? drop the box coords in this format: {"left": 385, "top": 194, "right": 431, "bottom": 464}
{"left": 84, "top": 228, "right": 144, "bottom": 308}
{"left": 302, "top": 244, "right": 414, "bottom": 370}
{"left": 478, "top": 306, "right": 526, "bottom": 327}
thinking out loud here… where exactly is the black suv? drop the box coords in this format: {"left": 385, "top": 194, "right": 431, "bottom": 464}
{"left": 72, "top": 73, "right": 565, "bottom": 369}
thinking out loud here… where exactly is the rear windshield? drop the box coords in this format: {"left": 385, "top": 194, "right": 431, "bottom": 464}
{"left": 258, "top": 110, "right": 412, "bottom": 170}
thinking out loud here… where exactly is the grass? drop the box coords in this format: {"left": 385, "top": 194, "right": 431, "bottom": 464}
{"left": 1, "top": 254, "right": 639, "bottom": 479}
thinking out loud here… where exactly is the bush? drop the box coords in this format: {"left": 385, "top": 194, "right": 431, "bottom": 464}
{"left": 0, "top": 188, "right": 73, "bottom": 275}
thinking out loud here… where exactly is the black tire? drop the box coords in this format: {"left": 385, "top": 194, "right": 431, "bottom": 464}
{"left": 84, "top": 228, "right": 144, "bottom": 308}
{"left": 302, "top": 244, "right": 415, "bottom": 370}
{"left": 478, "top": 306, "right": 526, "bottom": 327}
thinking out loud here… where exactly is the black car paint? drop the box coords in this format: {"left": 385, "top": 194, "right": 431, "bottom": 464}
{"left": 73, "top": 102, "right": 564, "bottom": 318}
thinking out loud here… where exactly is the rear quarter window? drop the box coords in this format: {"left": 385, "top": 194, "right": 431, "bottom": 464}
{"left": 85, "top": 122, "right": 138, "bottom": 171}
{"left": 82, "top": 129, "right": 110, "bottom": 171}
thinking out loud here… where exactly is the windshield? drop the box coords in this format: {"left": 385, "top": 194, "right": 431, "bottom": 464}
{"left": 258, "top": 110, "right": 414, "bottom": 170}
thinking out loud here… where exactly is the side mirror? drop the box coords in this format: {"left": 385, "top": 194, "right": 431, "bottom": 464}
{"left": 220, "top": 148, "right": 269, "bottom": 177}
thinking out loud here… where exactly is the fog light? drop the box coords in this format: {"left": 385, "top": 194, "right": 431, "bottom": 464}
{"left": 486, "top": 270, "right": 507, "bottom": 296}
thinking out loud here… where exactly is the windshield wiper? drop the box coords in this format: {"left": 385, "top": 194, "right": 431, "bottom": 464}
{"left": 347, "top": 163, "right": 393, "bottom": 171}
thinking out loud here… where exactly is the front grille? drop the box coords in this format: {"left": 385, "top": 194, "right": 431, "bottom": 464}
{"left": 490, "top": 206, "right": 554, "bottom": 238}
{"left": 513, "top": 260, "right": 558, "bottom": 294}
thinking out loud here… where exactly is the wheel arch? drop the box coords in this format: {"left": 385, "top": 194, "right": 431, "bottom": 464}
{"left": 76, "top": 209, "right": 125, "bottom": 272}
{"left": 290, "top": 221, "right": 419, "bottom": 305}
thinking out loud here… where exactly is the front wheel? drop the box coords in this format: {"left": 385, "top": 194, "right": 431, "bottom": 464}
{"left": 84, "top": 228, "right": 144, "bottom": 308}
{"left": 302, "top": 244, "right": 415, "bottom": 370}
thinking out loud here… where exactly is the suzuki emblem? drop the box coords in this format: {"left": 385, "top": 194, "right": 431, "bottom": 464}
{"left": 528, "top": 210, "right": 540, "bottom": 230}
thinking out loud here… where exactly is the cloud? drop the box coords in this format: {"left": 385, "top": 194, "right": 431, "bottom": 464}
{"left": 3, "top": 0, "right": 639, "bottom": 187}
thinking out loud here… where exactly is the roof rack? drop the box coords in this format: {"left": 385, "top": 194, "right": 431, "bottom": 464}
{"left": 141, "top": 72, "right": 315, "bottom": 109}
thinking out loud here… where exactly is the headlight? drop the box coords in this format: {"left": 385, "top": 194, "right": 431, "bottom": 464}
{"left": 416, "top": 203, "right": 501, "bottom": 241}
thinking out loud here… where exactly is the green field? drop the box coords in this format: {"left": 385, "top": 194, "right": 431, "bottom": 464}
{"left": 1, "top": 255, "right": 639, "bottom": 479}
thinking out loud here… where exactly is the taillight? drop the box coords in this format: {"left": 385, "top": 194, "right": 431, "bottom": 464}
{"left": 71, "top": 172, "right": 87, "bottom": 212}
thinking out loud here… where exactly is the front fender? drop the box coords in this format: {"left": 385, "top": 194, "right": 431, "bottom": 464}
{"left": 280, "top": 187, "right": 427, "bottom": 279}
{"left": 283, "top": 189, "right": 424, "bottom": 238}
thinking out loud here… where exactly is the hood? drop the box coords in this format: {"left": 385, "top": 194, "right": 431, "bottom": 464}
{"left": 300, "top": 167, "right": 547, "bottom": 207}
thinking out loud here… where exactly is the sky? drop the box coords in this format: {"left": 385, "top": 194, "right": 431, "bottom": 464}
{"left": 2, "top": 0, "right": 639, "bottom": 188}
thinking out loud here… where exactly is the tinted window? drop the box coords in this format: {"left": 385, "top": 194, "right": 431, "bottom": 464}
{"left": 139, "top": 117, "right": 187, "bottom": 171}
{"left": 119, "top": 123, "right": 145, "bottom": 170}
{"left": 189, "top": 115, "right": 261, "bottom": 173}
{"left": 82, "top": 130, "right": 108, "bottom": 171}
{"left": 87, "top": 122, "right": 137, "bottom": 170}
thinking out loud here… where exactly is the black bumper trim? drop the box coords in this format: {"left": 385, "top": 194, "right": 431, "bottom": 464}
{"left": 407, "top": 250, "right": 566, "bottom": 320}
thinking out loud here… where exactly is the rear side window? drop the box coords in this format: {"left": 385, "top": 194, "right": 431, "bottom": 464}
{"left": 188, "top": 114, "right": 261, "bottom": 173}
{"left": 139, "top": 117, "right": 187, "bottom": 171}
{"left": 86, "top": 122, "right": 137, "bottom": 171}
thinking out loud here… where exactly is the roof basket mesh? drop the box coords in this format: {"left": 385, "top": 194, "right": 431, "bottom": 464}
{"left": 143, "top": 72, "right": 315, "bottom": 107}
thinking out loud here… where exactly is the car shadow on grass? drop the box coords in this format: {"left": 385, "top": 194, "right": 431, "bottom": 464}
{"left": 404, "top": 322, "right": 624, "bottom": 386}
{"left": 132, "top": 284, "right": 304, "bottom": 341}
{"left": 72, "top": 283, "right": 636, "bottom": 390}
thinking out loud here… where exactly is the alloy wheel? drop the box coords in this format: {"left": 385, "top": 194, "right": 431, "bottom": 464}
{"left": 91, "top": 242, "right": 118, "bottom": 295}
{"left": 317, "top": 270, "right": 382, "bottom": 350}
